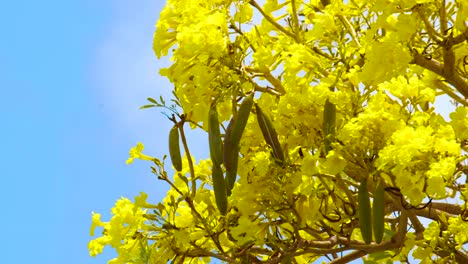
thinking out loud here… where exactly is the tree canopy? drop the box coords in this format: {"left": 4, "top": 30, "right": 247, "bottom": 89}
{"left": 89, "top": 0, "right": 468, "bottom": 263}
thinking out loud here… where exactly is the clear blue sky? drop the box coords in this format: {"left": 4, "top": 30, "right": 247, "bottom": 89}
{"left": 0, "top": 1, "right": 192, "bottom": 263}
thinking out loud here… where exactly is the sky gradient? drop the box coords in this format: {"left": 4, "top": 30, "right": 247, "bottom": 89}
{"left": 0, "top": 1, "right": 180, "bottom": 263}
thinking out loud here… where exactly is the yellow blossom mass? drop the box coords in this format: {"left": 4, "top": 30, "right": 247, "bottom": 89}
{"left": 91, "top": 0, "right": 468, "bottom": 263}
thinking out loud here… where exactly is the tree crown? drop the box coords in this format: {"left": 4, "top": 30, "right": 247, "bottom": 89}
{"left": 89, "top": 0, "right": 468, "bottom": 263}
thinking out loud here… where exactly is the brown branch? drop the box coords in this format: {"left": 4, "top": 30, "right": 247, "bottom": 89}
{"left": 309, "top": 46, "right": 336, "bottom": 60}
{"left": 244, "top": 66, "right": 286, "bottom": 95}
{"left": 440, "top": 0, "right": 448, "bottom": 35}
{"left": 252, "top": 83, "right": 283, "bottom": 96}
{"left": 432, "top": 79, "right": 468, "bottom": 107}
{"left": 438, "top": 251, "right": 468, "bottom": 263}
{"left": 178, "top": 122, "right": 197, "bottom": 196}
{"left": 453, "top": 27, "right": 468, "bottom": 46}
{"left": 249, "top": 0, "right": 299, "bottom": 42}
{"left": 229, "top": 21, "right": 256, "bottom": 52}
{"left": 329, "top": 250, "right": 367, "bottom": 264}
{"left": 411, "top": 51, "right": 468, "bottom": 98}
{"left": 417, "top": 6, "right": 443, "bottom": 42}
{"left": 290, "top": 0, "right": 300, "bottom": 34}
{"left": 442, "top": 35, "right": 456, "bottom": 79}
{"left": 408, "top": 212, "right": 425, "bottom": 240}
{"left": 409, "top": 203, "right": 468, "bottom": 263}
{"left": 393, "top": 209, "right": 409, "bottom": 244}
{"left": 337, "top": 15, "right": 361, "bottom": 48}
{"left": 413, "top": 206, "right": 453, "bottom": 230}
{"left": 328, "top": 208, "right": 407, "bottom": 263}
{"left": 329, "top": 240, "right": 401, "bottom": 264}
{"left": 429, "top": 202, "right": 462, "bottom": 215}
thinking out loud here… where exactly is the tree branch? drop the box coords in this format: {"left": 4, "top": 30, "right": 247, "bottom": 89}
{"left": 329, "top": 250, "right": 367, "bottom": 264}
{"left": 429, "top": 202, "right": 462, "bottom": 215}
{"left": 433, "top": 242, "right": 468, "bottom": 263}
{"left": 417, "top": 6, "right": 443, "bottom": 42}
{"left": 244, "top": 66, "right": 286, "bottom": 95}
{"left": 452, "top": 27, "right": 468, "bottom": 46}
{"left": 249, "top": 0, "right": 299, "bottom": 42}
{"left": 439, "top": 0, "right": 448, "bottom": 35}
{"left": 337, "top": 15, "right": 361, "bottom": 48}
{"left": 432, "top": 79, "right": 468, "bottom": 107}
{"left": 408, "top": 211, "right": 425, "bottom": 240}
{"left": 411, "top": 51, "right": 468, "bottom": 98}
{"left": 178, "top": 122, "right": 197, "bottom": 196}
{"left": 290, "top": 0, "right": 300, "bottom": 34}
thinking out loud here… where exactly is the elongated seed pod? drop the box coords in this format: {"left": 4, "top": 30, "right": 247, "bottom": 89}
{"left": 223, "top": 116, "right": 237, "bottom": 171}
{"left": 230, "top": 93, "right": 254, "bottom": 145}
{"left": 255, "top": 103, "right": 285, "bottom": 164}
{"left": 323, "top": 99, "right": 336, "bottom": 155}
{"left": 208, "top": 103, "right": 228, "bottom": 214}
{"left": 169, "top": 125, "right": 182, "bottom": 171}
{"left": 223, "top": 93, "right": 254, "bottom": 194}
{"left": 208, "top": 103, "right": 223, "bottom": 166}
{"left": 212, "top": 163, "right": 228, "bottom": 215}
{"left": 358, "top": 179, "right": 372, "bottom": 244}
{"left": 223, "top": 116, "right": 238, "bottom": 196}
{"left": 373, "top": 179, "right": 385, "bottom": 244}
{"left": 225, "top": 152, "right": 239, "bottom": 196}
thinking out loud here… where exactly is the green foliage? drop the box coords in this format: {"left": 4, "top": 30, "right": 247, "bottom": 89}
{"left": 90, "top": 0, "right": 468, "bottom": 263}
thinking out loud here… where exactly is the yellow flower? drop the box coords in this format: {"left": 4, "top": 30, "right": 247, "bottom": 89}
{"left": 90, "top": 212, "right": 104, "bottom": 236}
{"left": 126, "top": 142, "right": 155, "bottom": 164}
{"left": 88, "top": 237, "right": 110, "bottom": 257}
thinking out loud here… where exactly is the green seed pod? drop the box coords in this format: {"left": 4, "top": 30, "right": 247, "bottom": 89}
{"left": 223, "top": 116, "right": 239, "bottom": 196}
{"left": 223, "top": 116, "right": 237, "bottom": 171}
{"left": 255, "top": 103, "right": 285, "bottom": 164}
{"left": 223, "top": 93, "right": 254, "bottom": 194}
{"left": 169, "top": 125, "right": 182, "bottom": 171}
{"left": 225, "top": 153, "right": 239, "bottom": 196}
{"left": 322, "top": 99, "right": 336, "bottom": 155}
{"left": 208, "top": 103, "right": 223, "bottom": 166}
{"left": 358, "top": 179, "right": 372, "bottom": 244}
{"left": 230, "top": 93, "right": 254, "bottom": 145}
{"left": 212, "top": 163, "right": 228, "bottom": 215}
{"left": 373, "top": 179, "right": 385, "bottom": 244}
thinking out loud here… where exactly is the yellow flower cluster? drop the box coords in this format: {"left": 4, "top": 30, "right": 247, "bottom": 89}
{"left": 376, "top": 116, "right": 460, "bottom": 204}
{"left": 125, "top": 142, "right": 154, "bottom": 164}
{"left": 91, "top": 0, "right": 468, "bottom": 262}
{"left": 88, "top": 197, "right": 148, "bottom": 263}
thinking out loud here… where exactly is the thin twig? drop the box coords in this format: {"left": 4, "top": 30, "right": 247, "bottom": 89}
{"left": 249, "top": 0, "right": 299, "bottom": 42}
{"left": 162, "top": 177, "right": 225, "bottom": 254}
{"left": 229, "top": 21, "right": 256, "bottom": 52}
{"left": 178, "top": 123, "right": 197, "bottom": 196}
{"left": 244, "top": 66, "right": 286, "bottom": 94}
{"left": 417, "top": 6, "right": 443, "bottom": 42}
{"left": 337, "top": 15, "right": 361, "bottom": 48}
{"left": 290, "top": 0, "right": 300, "bottom": 34}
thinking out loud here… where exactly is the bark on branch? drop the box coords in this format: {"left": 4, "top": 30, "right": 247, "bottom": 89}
{"left": 411, "top": 51, "right": 468, "bottom": 98}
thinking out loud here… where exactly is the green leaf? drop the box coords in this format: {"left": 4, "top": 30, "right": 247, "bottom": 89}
{"left": 147, "top": 97, "right": 158, "bottom": 104}
{"left": 140, "top": 104, "right": 155, "bottom": 109}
